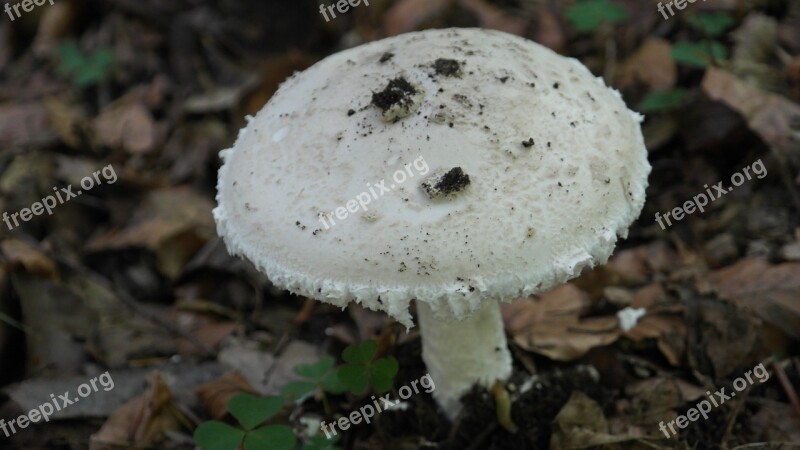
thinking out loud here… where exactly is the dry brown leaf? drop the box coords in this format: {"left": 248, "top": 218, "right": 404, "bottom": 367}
{"left": 0, "top": 101, "right": 56, "bottom": 148}
{"left": 32, "top": 0, "right": 76, "bottom": 55}
{"left": 0, "top": 239, "right": 56, "bottom": 277}
{"left": 43, "top": 96, "right": 90, "bottom": 149}
{"left": 86, "top": 187, "right": 215, "bottom": 278}
{"left": 458, "top": 0, "right": 527, "bottom": 36}
{"left": 196, "top": 372, "right": 257, "bottom": 420}
{"left": 622, "top": 376, "right": 705, "bottom": 432}
{"left": 533, "top": 8, "right": 565, "bottom": 52}
{"left": 89, "top": 372, "right": 184, "bottom": 450}
{"left": 171, "top": 309, "right": 238, "bottom": 356}
{"left": 705, "top": 257, "right": 800, "bottom": 338}
{"left": 383, "top": 0, "right": 453, "bottom": 36}
{"left": 617, "top": 38, "right": 676, "bottom": 91}
{"left": 551, "top": 391, "right": 644, "bottom": 449}
{"left": 501, "top": 284, "right": 620, "bottom": 361}
{"left": 625, "top": 314, "right": 686, "bottom": 366}
{"left": 702, "top": 68, "right": 800, "bottom": 158}
{"left": 93, "top": 100, "right": 157, "bottom": 155}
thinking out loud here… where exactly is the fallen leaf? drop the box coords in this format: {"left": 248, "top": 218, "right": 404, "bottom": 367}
{"left": 86, "top": 187, "right": 216, "bottom": 278}
{"left": 617, "top": 38, "right": 676, "bottom": 91}
{"left": 551, "top": 391, "right": 645, "bottom": 449}
{"left": 502, "top": 284, "right": 620, "bottom": 361}
{"left": 196, "top": 372, "right": 258, "bottom": 420}
{"left": 0, "top": 239, "right": 57, "bottom": 277}
{"left": 89, "top": 372, "right": 185, "bottom": 450}
{"left": 458, "top": 0, "right": 528, "bottom": 36}
{"left": 43, "top": 96, "right": 88, "bottom": 149}
{"left": 0, "top": 101, "right": 57, "bottom": 148}
{"left": 32, "top": 0, "right": 76, "bottom": 56}
{"left": 383, "top": 0, "right": 453, "bottom": 36}
{"left": 93, "top": 99, "right": 157, "bottom": 155}
{"left": 705, "top": 257, "right": 800, "bottom": 338}
{"left": 702, "top": 68, "right": 800, "bottom": 159}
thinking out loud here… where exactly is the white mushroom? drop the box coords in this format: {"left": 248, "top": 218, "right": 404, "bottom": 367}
{"left": 214, "top": 28, "right": 650, "bottom": 418}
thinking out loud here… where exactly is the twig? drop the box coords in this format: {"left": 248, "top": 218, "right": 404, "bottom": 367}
{"left": 111, "top": 281, "right": 216, "bottom": 357}
{"left": 772, "top": 360, "right": 800, "bottom": 415}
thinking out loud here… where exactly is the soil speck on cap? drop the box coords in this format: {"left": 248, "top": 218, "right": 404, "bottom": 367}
{"left": 371, "top": 77, "right": 422, "bottom": 122}
{"left": 422, "top": 167, "right": 471, "bottom": 199}
{"left": 522, "top": 138, "right": 535, "bottom": 148}
{"left": 372, "top": 78, "right": 416, "bottom": 111}
{"left": 379, "top": 52, "right": 394, "bottom": 63}
{"left": 433, "top": 58, "right": 462, "bottom": 77}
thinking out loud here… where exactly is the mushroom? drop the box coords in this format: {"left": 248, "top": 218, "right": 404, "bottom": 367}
{"left": 214, "top": 28, "right": 650, "bottom": 418}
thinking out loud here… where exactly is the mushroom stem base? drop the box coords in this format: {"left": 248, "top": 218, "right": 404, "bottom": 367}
{"left": 416, "top": 300, "right": 512, "bottom": 419}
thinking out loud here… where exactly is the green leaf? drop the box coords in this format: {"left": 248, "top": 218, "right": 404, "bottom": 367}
{"left": 321, "top": 371, "right": 348, "bottom": 394}
{"left": 342, "top": 340, "right": 377, "bottom": 364}
{"left": 194, "top": 421, "right": 245, "bottom": 450}
{"left": 244, "top": 425, "right": 297, "bottom": 450}
{"left": 671, "top": 41, "right": 728, "bottom": 68}
{"left": 228, "top": 394, "right": 283, "bottom": 430}
{"left": 689, "top": 12, "right": 735, "bottom": 37}
{"left": 338, "top": 364, "right": 370, "bottom": 395}
{"left": 566, "top": 0, "right": 628, "bottom": 32}
{"left": 75, "top": 49, "right": 115, "bottom": 87}
{"left": 56, "top": 42, "right": 85, "bottom": 77}
{"left": 638, "top": 88, "right": 690, "bottom": 113}
{"left": 281, "top": 381, "right": 318, "bottom": 401}
{"left": 294, "top": 357, "right": 335, "bottom": 380}
{"left": 371, "top": 357, "right": 399, "bottom": 394}
{"left": 55, "top": 42, "right": 115, "bottom": 88}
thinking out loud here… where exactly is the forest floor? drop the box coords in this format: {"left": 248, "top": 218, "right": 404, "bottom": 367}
{"left": 0, "top": 0, "right": 799, "bottom": 449}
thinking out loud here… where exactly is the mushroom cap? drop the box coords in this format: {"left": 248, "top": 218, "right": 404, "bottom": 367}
{"left": 214, "top": 28, "right": 650, "bottom": 327}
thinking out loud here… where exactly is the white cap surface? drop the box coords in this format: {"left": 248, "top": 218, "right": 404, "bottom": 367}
{"left": 214, "top": 28, "right": 650, "bottom": 327}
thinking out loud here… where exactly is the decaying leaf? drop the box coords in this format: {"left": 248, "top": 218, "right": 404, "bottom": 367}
{"left": 617, "top": 38, "right": 676, "bottom": 91}
{"left": 502, "top": 284, "right": 620, "bottom": 361}
{"left": 196, "top": 372, "right": 257, "bottom": 420}
{"left": 705, "top": 257, "right": 800, "bottom": 338}
{"left": 702, "top": 68, "right": 800, "bottom": 159}
{"left": 551, "top": 391, "right": 644, "bottom": 449}
{"left": 89, "top": 372, "right": 186, "bottom": 450}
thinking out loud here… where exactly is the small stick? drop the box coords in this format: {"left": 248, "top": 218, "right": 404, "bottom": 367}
{"left": 772, "top": 360, "right": 800, "bottom": 415}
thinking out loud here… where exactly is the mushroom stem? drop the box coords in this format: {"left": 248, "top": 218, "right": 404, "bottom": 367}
{"left": 416, "top": 300, "right": 513, "bottom": 419}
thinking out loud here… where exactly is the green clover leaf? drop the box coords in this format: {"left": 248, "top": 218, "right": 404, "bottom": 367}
{"left": 244, "top": 425, "right": 297, "bottom": 450}
{"left": 566, "top": 0, "right": 628, "bottom": 32}
{"left": 638, "top": 88, "right": 690, "bottom": 113}
{"left": 372, "top": 357, "right": 399, "bottom": 394}
{"left": 671, "top": 41, "right": 728, "bottom": 68}
{"left": 342, "top": 340, "right": 377, "bottom": 364}
{"left": 228, "top": 394, "right": 283, "bottom": 430}
{"left": 194, "top": 421, "right": 246, "bottom": 450}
